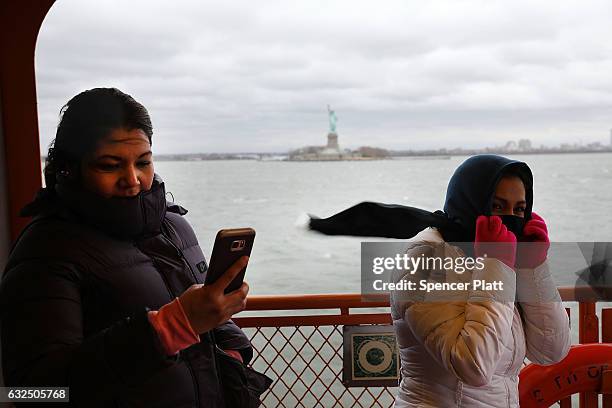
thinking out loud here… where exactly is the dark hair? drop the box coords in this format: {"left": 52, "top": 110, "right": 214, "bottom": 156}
{"left": 44, "top": 88, "right": 153, "bottom": 189}
{"left": 498, "top": 166, "right": 532, "bottom": 190}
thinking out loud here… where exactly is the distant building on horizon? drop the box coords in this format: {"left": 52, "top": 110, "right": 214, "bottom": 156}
{"left": 518, "top": 139, "right": 532, "bottom": 151}
{"left": 287, "top": 106, "right": 388, "bottom": 161}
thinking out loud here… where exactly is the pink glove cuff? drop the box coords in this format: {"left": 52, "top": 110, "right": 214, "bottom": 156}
{"left": 223, "top": 349, "right": 244, "bottom": 363}
{"left": 148, "top": 297, "right": 200, "bottom": 356}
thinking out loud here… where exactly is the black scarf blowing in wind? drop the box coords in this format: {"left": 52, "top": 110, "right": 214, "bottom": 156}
{"left": 308, "top": 154, "right": 534, "bottom": 244}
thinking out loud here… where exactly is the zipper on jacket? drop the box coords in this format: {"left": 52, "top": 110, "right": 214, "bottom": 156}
{"left": 505, "top": 308, "right": 519, "bottom": 375}
{"left": 146, "top": 236, "right": 201, "bottom": 407}
{"left": 160, "top": 225, "right": 200, "bottom": 283}
{"left": 503, "top": 308, "right": 520, "bottom": 408}
{"left": 160, "top": 223, "right": 229, "bottom": 407}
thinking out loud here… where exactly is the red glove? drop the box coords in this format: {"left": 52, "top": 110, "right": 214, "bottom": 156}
{"left": 474, "top": 215, "right": 517, "bottom": 268}
{"left": 516, "top": 212, "right": 550, "bottom": 269}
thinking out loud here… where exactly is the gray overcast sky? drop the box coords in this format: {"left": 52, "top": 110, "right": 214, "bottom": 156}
{"left": 35, "top": 0, "right": 612, "bottom": 154}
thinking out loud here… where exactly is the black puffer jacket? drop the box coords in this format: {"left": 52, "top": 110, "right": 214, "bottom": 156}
{"left": 0, "top": 177, "right": 252, "bottom": 407}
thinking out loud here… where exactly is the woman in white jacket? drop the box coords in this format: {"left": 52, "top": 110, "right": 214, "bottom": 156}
{"left": 309, "top": 154, "right": 571, "bottom": 408}
{"left": 389, "top": 155, "right": 571, "bottom": 407}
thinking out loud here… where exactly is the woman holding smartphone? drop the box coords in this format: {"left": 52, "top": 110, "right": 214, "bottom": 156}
{"left": 0, "top": 88, "right": 264, "bottom": 407}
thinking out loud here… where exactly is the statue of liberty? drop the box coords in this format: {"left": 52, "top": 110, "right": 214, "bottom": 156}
{"left": 327, "top": 105, "right": 338, "bottom": 134}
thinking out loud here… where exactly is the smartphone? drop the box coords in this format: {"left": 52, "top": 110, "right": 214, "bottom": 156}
{"left": 205, "top": 228, "right": 255, "bottom": 293}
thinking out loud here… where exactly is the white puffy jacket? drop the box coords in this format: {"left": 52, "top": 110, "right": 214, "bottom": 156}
{"left": 391, "top": 228, "right": 571, "bottom": 408}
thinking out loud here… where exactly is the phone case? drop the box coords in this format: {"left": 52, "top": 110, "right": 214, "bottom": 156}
{"left": 205, "top": 228, "right": 255, "bottom": 293}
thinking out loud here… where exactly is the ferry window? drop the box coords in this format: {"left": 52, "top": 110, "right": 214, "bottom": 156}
{"left": 36, "top": 0, "right": 612, "bottom": 294}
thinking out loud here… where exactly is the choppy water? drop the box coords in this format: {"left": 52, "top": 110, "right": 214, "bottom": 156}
{"left": 154, "top": 152, "right": 612, "bottom": 295}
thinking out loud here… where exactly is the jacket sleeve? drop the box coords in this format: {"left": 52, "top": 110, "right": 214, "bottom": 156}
{"left": 0, "top": 260, "right": 178, "bottom": 405}
{"left": 213, "top": 320, "right": 254, "bottom": 364}
{"left": 403, "top": 257, "right": 517, "bottom": 387}
{"left": 516, "top": 261, "right": 571, "bottom": 365}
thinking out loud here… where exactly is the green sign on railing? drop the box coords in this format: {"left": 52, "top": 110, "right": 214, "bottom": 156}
{"left": 342, "top": 325, "right": 399, "bottom": 387}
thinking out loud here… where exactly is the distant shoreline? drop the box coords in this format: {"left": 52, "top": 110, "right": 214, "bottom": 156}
{"left": 40, "top": 148, "right": 612, "bottom": 162}
{"left": 148, "top": 148, "right": 612, "bottom": 161}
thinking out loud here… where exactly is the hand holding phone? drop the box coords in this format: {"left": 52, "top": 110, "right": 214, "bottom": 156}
{"left": 179, "top": 256, "right": 250, "bottom": 334}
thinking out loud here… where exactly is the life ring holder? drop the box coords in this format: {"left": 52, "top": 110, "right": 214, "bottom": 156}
{"left": 519, "top": 344, "right": 612, "bottom": 407}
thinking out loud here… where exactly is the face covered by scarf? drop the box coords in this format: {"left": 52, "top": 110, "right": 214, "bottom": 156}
{"left": 308, "top": 154, "right": 534, "bottom": 243}
{"left": 498, "top": 214, "right": 527, "bottom": 239}
{"left": 55, "top": 173, "right": 168, "bottom": 240}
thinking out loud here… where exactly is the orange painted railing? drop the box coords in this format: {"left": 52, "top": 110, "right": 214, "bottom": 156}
{"left": 234, "top": 288, "right": 611, "bottom": 408}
